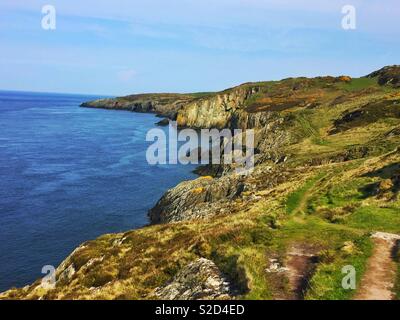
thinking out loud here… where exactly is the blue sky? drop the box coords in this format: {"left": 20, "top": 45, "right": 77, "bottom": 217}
{"left": 0, "top": 0, "right": 399, "bottom": 96}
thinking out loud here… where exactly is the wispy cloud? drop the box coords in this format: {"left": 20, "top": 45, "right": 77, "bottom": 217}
{"left": 0, "top": 1, "right": 399, "bottom": 95}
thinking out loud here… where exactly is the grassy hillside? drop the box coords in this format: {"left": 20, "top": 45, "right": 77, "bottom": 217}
{"left": 2, "top": 66, "right": 400, "bottom": 300}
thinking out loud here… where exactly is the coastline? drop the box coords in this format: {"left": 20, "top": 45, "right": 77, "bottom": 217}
{"left": 0, "top": 96, "right": 197, "bottom": 293}
{"left": 80, "top": 102, "right": 206, "bottom": 224}
{"left": 2, "top": 66, "right": 400, "bottom": 299}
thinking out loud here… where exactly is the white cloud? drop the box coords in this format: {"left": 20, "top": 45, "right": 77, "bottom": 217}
{"left": 1, "top": 0, "right": 399, "bottom": 37}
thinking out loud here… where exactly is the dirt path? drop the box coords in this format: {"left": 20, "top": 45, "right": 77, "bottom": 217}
{"left": 286, "top": 247, "right": 317, "bottom": 300}
{"left": 266, "top": 245, "right": 318, "bottom": 300}
{"left": 291, "top": 173, "right": 329, "bottom": 216}
{"left": 354, "top": 232, "right": 400, "bottom": 300}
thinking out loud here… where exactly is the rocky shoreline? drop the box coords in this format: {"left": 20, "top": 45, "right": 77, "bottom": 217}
{"left": 2, "top": 65, "right": 400, "bottom": 300}
{"left": 80, "top": 84, "right": 296, "bottom": 225}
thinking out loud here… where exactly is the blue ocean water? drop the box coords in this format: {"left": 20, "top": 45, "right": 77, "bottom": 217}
{"left": 0, "top": 91, "right": 196, "bottom": 292}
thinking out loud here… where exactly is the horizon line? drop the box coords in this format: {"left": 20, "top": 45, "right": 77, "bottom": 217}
{"left": 0, "top": 65, "right": 393, "bottom": 98}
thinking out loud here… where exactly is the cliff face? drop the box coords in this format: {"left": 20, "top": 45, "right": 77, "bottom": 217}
{"left": 149, "top": 175, "right": 246, "bottom": 223}
{"left": 3, "top": 66, "right": 400, "bottom": 300}
{"left": 176, "top": 86, "right": 260, "bottom": 128}
{"left": 81, "top": 86, "right": 264, "bottom": 129}
{"left": 66, "top": 65, "right": 400, "bottom": 228}
{"left": 81, "top": 93, "right": 198, "bottom": 118}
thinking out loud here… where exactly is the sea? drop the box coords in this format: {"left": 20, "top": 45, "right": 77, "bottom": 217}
{"left": 0, "top": 90, "right": 197, "bottom": 292}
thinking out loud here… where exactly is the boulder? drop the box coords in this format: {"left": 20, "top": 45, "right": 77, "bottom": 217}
{"left": 154, "top": 258, "right": 232, "bottom": 300}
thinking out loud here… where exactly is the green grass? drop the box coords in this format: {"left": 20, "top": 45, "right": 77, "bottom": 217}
{"left": 296, "top": 113, "right": 331, "bottom": 146}
{"left": 237, "top": 216, "right": 368, "bottom": 299}
{"left": 310, "top": 175, "right": 375, "bottom": 209}
{"left": 190, "top": 92, "right": 216, "bottom": 98}
{"left": 306, "top": 235, "right": 373, "bottom": 300}
{"left": 344, "top": 206, "right": 400, "bottom": 234}
{"left": 209, "top": 221, "right": 276, "bottom": 299}
{"left": 335, "top": 77, "right": 378, "bottom": 92}
{"left": 304, "top": 166, "right": 400, "bottom": 233}
{"left": 274, "top": 216, "right": 362, "bottom": 248}
{"left": 285, "top": 172, "right": 326, "bottom": 214}
{"left": 295, "top": 114, "right": 319, "bottom": 137}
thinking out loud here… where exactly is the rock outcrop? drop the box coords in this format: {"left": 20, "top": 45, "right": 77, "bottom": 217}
{"left": 149, "top": 175, "right": 245, "bottom": 223}
{"left": 154, "top": 258, "right": 232, "bottom": 300}
{"left": 176, "top": 86, "right": 260, "bottom": 129}
{"left": 81, "top": 93, "right": 197, "bottom": 118}
{"left": 367, "top": 65, "right": 400, "bottom": 87}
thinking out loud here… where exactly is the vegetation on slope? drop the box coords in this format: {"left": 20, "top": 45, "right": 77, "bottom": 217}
{"left": 2, "top": 66, "right": 400, "bottom": 300}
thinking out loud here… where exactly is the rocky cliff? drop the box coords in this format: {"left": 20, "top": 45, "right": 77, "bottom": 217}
{"left": 175, "top": 85, "right": 260, "bottom": 128}
{"left": 3, "top": 66, "right": 400, "bottom": 300}
{"left": 81, "top": 93, "right": 199, "bottom": 119}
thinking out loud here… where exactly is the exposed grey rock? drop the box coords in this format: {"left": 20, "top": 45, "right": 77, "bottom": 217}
{"left": 176, "top": 86, "right": 260, "bottom": 129}
{"left": 57, "top": 264, "right": 75, "bottom": 283}
{"left": 81, "top": 93, "right": 194, "bottom": 118}
{"left": 371, "top": 231, "right": 400, "bottom": 241}
{"left": 149, "top": 162, "right": 296, "bottom": 224}
{"left": 154, "top": 258, "right": 232, "bottom": 300}
{"left": 265, "top": 259, "right": 289, "bottom": 273}
{"left": 149, "top": 175, "right": 245, "bottom": 223}
{"left": 155, "top": 118, "right": 170, "bottom": 126}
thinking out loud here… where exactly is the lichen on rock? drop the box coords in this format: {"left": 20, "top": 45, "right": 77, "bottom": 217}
{"left": 154, "top": 258, "right": 233, "bottom": 300}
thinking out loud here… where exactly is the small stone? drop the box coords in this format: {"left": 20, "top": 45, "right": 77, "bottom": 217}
{"left": 265, "top": 259, "right": 289, "bottom": 273}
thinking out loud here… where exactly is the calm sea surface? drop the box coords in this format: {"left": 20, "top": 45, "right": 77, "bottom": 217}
{"left": 0, "top": 91, "right": 196, "bottom": 291}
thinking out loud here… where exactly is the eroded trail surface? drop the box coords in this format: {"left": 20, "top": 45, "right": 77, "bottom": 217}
{"left": 286, "top": 247, "right": 317, "bottom": 300}
{"left": 354, "top": 232, "right": 400, "bottom": 300}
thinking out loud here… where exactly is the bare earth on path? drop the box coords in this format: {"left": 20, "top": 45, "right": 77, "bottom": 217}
{"left": 286, "top": 246, "right": 318, "bottom": 300}
{"left": 354, "top": 232, "right": 400, "bottom": 300}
